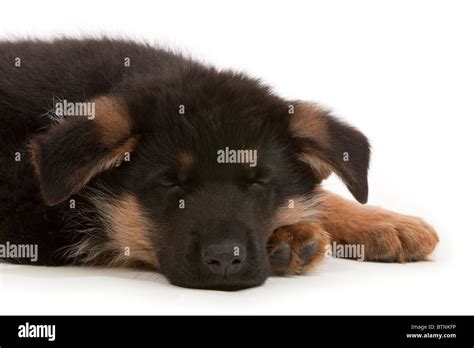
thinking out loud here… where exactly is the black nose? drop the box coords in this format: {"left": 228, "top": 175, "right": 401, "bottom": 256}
{"left": 202, "top": 241, "right": 247, "bottom": 276}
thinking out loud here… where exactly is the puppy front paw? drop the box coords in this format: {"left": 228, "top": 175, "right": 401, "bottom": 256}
{"left": 267, "top": 223, "right": 330, "bottom": 276}
{"left": 357, "top": 215, "right": 439, "bottom": 263}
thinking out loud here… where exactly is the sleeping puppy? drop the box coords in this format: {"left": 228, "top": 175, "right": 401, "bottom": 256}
{"left": 0, "top": 38, "right": 438, "bottom": 290}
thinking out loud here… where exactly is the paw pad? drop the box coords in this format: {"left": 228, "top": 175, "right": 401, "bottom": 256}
{"left": 269, "top": 243, "right": 291, "bottom": 266}
{"left": 298, "top": 241, "right": 318, "bottom": 265}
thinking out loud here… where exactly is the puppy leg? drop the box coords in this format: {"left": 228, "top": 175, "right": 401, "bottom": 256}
{"left": 268, "top": 223, "right": 330, "bottom": 276}
{"left": 318, "top": 190, "right": 439, "bottom": 263}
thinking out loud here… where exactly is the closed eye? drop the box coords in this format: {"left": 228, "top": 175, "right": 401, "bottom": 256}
{"left": 156, "top": 175, "right": 197, "bottom": 190}
{"left": 246, "top": 167, "right": 271, "bottom": 187}
{"left": 247, "top": 176, "right": 270, "bottom": 187}
{"left": 251, "top": 177, "right": 269, "bottom": 184}
{"left": 158, "top": 180, "right": 180, "bottom": 188}
{"left": 152, "top": 174, "right": 181, "bottom": 189}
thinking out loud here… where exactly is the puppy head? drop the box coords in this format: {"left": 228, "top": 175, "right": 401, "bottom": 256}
{"left": 29, "top": 71, "right": 370, "bottom": 290}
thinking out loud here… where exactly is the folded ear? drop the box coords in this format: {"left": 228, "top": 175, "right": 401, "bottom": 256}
{"left": 289, "top": 101, "right": 371, "bottom": 203}
{"left": 28, "top": 96, "right": 138, "bottom": 206}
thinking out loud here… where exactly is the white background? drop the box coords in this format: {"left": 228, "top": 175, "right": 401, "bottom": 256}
{"left": 1, "top": 0, "right": 473, "bottom": 314}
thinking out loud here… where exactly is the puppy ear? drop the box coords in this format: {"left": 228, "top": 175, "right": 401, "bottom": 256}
{"left": 28, "top": 96, "right": 138, "bottom": 206}
{"left": 289, "top": 102, "right": 371, "bottom": 203}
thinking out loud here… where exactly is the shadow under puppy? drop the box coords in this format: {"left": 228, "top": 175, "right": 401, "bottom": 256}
{"left": 0, "top": 39, "right": 438, "bottom": 290}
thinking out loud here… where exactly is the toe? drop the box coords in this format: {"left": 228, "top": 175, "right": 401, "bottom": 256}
{"left": 298, "top": 241, "right": 318, "bottom": 265}
{"left": 269, "top": 243, "right": 291, "bottom": 266}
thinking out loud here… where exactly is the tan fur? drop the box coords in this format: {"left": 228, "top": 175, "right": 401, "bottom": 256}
{"left": 290, "top": 102, "right": 330, "bottom": 147}
{"left": 178, "top": 152, "right": 193, "bottom": 168}
{"left": 27, "top": 139, "right": 41, "bottom": 176}
{"left": 93, "top": 96, "right": 132, "bottom": 145}
{"left": 271, "top": 194, "right": 324, "bottom": 231}
{"left": 298, "top": 146, "right": 333, "bottom": 180}
{"left": 100, "top": 194, "right": 159, "bottom": 268}
{"left": 289, "top": 102, "right": 338, "bottom": 182}
{"left": 63, "top": 192, "right": 159, "bottom": 269}
{"left": 317, "top": 190, "right": 439, "bottom": 262}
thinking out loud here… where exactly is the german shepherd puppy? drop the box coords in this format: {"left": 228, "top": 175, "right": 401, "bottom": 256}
{"left": 0, "top": 39, "right": 438, "bottom": 290}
